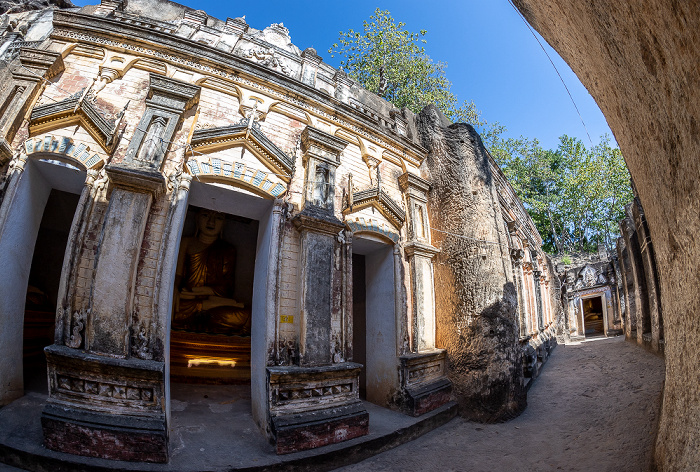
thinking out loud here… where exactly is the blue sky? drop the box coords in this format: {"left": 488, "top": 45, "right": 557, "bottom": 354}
{"left": 73, "top": 0, "right": 614, "bottom": 151}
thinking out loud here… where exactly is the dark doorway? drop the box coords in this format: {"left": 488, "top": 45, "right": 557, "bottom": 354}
{"left": 24, "top": 189, "right": 80, "bottom": 393}
{"left": 351, "top": 238, "right": 396, "bottom": 406}
{"left": 170, "top": 205, "right": 258, "bottom": 384}
{"left": 352, "top": 253, "right": 367, "bottom": 399}
{"left": 583, "top": 296, "right": 605, "bottom": 337}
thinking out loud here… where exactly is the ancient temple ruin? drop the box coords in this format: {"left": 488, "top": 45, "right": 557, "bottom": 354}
{"left": 0, "top": 0, "right": 559, "bottom": 464}
{"left": 555, "top": 251, "right": 624, "bottom": 342}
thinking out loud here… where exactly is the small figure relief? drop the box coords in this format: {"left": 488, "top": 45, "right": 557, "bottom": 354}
{"left": 172, "top": 209, "right": 251, "bottom": 335}
{"left": 242, "top": 47, "right": 290, "bottom": 76}
{"left": 136, "top": 115, "right": 168, "bottom": 166}
{"left": 582, "top": 266, "right": 597, "bottom": 287}
{"left": 313, "top": 165, "right": 330, "bottom": 207}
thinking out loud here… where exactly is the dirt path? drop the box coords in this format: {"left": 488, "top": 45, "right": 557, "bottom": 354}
{"left": 338, "top": 336, "right": 665, "bottom": 472}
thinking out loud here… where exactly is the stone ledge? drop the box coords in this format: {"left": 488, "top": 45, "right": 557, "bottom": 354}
{"left": 0, "top": 392, "right": 458, "bottom": 471}
{"left": 272, "top": 401, "right": 369, "bottom": 455}
{"left": 105, "top": 163, "right": 166, "bottom": 195}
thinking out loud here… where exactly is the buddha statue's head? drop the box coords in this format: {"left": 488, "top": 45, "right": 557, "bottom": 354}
{"left": 196, "top": 209, "right": 226, "bottom": 239}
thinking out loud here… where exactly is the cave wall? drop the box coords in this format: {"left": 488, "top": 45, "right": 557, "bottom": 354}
{"left": 512, "top": 1, "right": 700, "bottom": 469}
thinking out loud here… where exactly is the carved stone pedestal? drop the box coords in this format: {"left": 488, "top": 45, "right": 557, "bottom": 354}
{"left": 398, "top": 350, "right": 452, "bottom": 417}
{"left": 267, "top": 363, "right": 368, "bottom": 454}
{"left": 42, "top": 345, "right": 166, "bottom": 462}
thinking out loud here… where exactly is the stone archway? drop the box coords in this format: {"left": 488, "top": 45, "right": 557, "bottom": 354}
{"left": 0, "top": 154, "right": 89, "bottom": 405}
{"left": 511, "top": 2, "right": 700, "bottom": 468}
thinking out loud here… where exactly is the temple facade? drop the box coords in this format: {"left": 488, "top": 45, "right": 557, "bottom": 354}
{"left": 0, "top": 0, "right": 559, "bottom": 463}
{"left": 555, "top": 252, "right": 624, "bottom": 343}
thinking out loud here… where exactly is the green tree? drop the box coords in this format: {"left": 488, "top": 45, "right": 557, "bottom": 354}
{"left": 329, "top": 8, "right": 481, "bottom": 124}
{"left": 491, "top": 133, "right": 633, "bottom": 254}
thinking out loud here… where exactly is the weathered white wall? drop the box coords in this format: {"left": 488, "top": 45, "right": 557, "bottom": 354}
{"left": 250, "top": 201, "right": 276, "bottom": 435}
{"left": 0, "top": 160, "right": 50, "bottom": 404}
{"left": 363, "top": 243, "right": 397, "bottom": 406}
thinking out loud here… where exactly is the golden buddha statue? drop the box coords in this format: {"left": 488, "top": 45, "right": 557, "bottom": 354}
{"left": 173, "top": 209, "right": 251, "bottom": 335}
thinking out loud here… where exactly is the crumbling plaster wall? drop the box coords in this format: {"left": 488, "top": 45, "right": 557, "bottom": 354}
{"left": 512, "top": 1, "right": 699, "bottom": 468}
{"left": 417, "top": 105, "right": 524, "bottom": 422}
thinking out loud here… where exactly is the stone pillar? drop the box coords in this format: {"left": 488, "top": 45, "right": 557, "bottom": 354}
{"left": 41, "top": 74, "right": 200, "bottom": 463}
{"left": 631, "top": 198, "right": 663, "bottom": 353}
{"left": 417, "top": 105, "right": 523, "bottom": 422}
{"left": 393, "top": 172, "right": 452, "bottom": 416}
{"left": 617, "top": 233, "right": 637, "bottom": 339}
{"left": 621, "top": 208, "right": 651, "bottom": 346}
{"left": 300, "top": 47, "right": 322, "bottom": 87}
{"left": 510, "top": 247, "right": 528, "bottom": 337}
{"left": 333, "top": 67, "right": 353, "bottom": 103}
{"left": 532, "top": 267, "right": 544, "bottom": 331}
{"left": 522, "top": 261, "right": 535, "bottom": 335}
{"left": 398, "top": 172, "right": 440, "bottom": 352}
{"left": 269, "top": 126, "right": 368, "bottom": 454}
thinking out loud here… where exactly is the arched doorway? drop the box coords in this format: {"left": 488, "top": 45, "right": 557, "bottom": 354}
{"left": 166, "top": 177, "right": 277, "bottom": 437}
{"left": 0, "top": 156, "right": 87, "bottom": 403}
{"left": 582, "top": 296, "right": 605, "bottom": 338}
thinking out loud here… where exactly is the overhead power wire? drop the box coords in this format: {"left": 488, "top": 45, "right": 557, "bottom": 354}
{"left": 506, "top": 0, "right": 594, "bottom": 145}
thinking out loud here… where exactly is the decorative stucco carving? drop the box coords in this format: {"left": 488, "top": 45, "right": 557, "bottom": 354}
{"left": 242, "top": 47, "right": 290, "bottom": 76}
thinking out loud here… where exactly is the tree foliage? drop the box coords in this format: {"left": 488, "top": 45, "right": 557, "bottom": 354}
{"left": 330, "top": 10, "right": 632, "bottom": 255}
{"left": 329, "top": 8, "right": 480, "bottom": 124}
{"left": 489, "top": 132, "right": 633, "bottom": 254}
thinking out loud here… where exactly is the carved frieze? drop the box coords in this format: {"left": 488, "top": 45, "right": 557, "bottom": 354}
{"left": 242, "top": 47, "right": 290, "bottom": 76}
{"left": 267, "top": 363, "right": 362, "bottom": 415}
{"left": 50, "top": 27, "right": 426, "bottom": 166}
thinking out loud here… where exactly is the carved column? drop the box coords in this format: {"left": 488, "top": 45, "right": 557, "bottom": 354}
{"left": 620, "top": 207, "right": 651, "bottom": 346}
{"left": 631, "top": 198, "right": 663, "bottom": 352}
{"left": 395, "top": 172, "right": 451, "bottom": 416}
{"left": 510, "top": 246, "right": 528, "bottom": 337}
{"left": 300, "top": 47, "right": 323, "bottom": 87}
{"left": 41, "top": 74, "right": 200, "bottom": 463}
{"left": 617, "top": 234, "right": 637, "bottom": 340}
{"left": 333, "top": 68, "right": 353, "bottom": 103}
{"left": 269, "top": 126, "right": 368, "bottom": 454}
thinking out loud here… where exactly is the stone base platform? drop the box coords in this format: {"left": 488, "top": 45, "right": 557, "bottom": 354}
{"left": 0, "top": 384, "right": 458, "bottom": 472}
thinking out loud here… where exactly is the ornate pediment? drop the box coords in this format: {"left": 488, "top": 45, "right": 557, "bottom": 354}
{"left": 190, "top": 121, "right": 294, "bottom": 180}
{"left": 343, "top": 183, "right": 405, "bottom": 230}
{"left": 574, "top": 265, "right": 606, "bottom": 290}
{"left": 346, "top": 216, "right": 400, "bottom": 244}
{"left": 29, "top": 89, "right": 126, "bottom": 154}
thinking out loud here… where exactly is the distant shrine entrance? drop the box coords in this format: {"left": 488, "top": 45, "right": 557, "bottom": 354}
{"left": 582, "top": 296, "right": 605, "bottom": 338}
{"left": 170, "top": 205, "right": 259, "bottom": 384}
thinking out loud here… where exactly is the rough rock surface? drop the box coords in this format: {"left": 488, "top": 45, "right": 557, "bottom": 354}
{"left": 0, "top": 0, "right": 73, "bottom": 15}
{"left": 512, "top": 1, "right": 700, "bottom": 469}
{"left": 416, "top": 105, "right": 524, "bottom": 422}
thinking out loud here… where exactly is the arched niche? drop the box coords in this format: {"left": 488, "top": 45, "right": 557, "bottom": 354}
{"left": 159, "top": 175, "right": 282, "bottom": 436}
{"left": 0, "top": 148, "right": 91, "bottom": 405}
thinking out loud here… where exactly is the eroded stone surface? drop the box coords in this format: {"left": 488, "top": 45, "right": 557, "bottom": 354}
{"left": 417, "top": 105, "right": 525, "bottom": 422}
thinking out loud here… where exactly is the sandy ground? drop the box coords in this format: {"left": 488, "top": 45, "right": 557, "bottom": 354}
{"left": 338, "top": 336, "right": 665, "bottom": 472}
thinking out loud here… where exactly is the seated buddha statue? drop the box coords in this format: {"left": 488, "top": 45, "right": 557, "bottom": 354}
{"left": 173, "top": 209, "right": 251, "bottom": 335}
